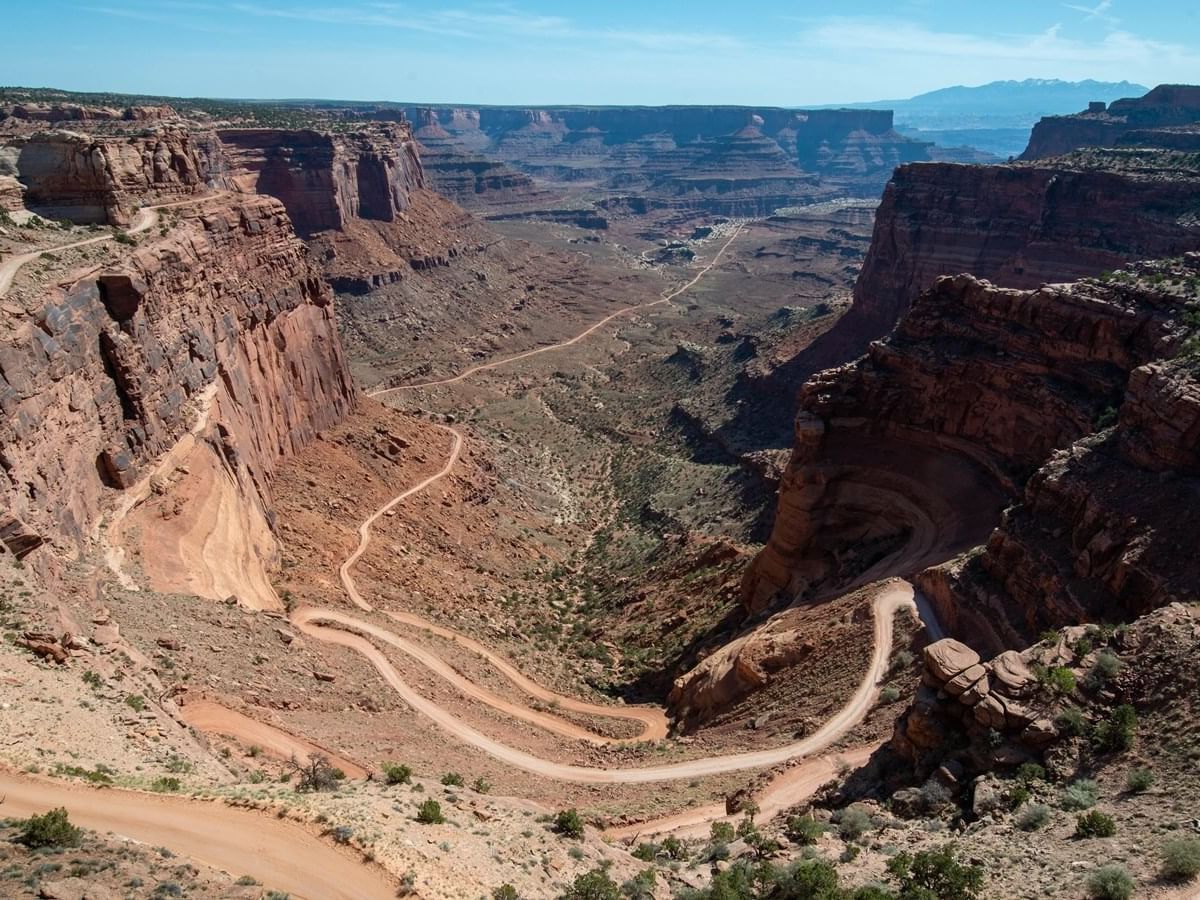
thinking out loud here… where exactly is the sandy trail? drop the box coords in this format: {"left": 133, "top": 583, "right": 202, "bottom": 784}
{"left": 177, "top": 699, "right": 368, "bottom": 778}
{"left": 0, "top": 770, "right": 395, "bottom": 900}
{"left": 367, "top": 223, "right": 743, "bottom": 395}
{"left": 289, "top": 581, "right": 922, "bottom": 784}
{"left": 0, "top": 194, "right": 223, "bottom": 298}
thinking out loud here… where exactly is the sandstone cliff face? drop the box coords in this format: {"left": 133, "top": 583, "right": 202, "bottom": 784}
{"left": 5, "top": 127, "right": 221, "bottom": 225}
{"left": 216, "top": 125, "right": 423, "bottom": 236}
{"left": 918, "top": 268, "right": 1200, "bottom": 652}
{"left": 842, "top": 157, "right": 1200, "bottom": 350}
{"left": 1021, "top": 83, "right": 1200, "bottom": 160}
{"left": 0, "top": 194, "right": 355, "bottom": 564}
{"left": 743, "top": 270, "right": 1187, "bottom": 613}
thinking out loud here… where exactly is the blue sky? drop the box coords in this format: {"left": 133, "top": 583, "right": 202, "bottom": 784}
{"left": 3, "top": 1, "right": 1197, "bottom": 104}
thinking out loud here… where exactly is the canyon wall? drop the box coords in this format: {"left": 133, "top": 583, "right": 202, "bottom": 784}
{"left": 821, "top": 154, "right": 1200, "bottom": 360}
{"left": 918, "top": 262, "right": 1200, "bottom": 652}
{"left": 1021, "top": 83, "right": 1200, "bottom": 160}
{"left": 2, "top": 127, "right": 222, "bottom": 224}
{"left": 216, "top": 125, "right": 423, "bottom": 236}
{"left": 743, "top": 270, "right": 1187, "bottom": 614}
{"left": 0, "top": 195, "right": 355, "bottom": 571}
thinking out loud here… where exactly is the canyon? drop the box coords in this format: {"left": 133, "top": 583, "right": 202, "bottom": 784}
{"left": 0, "top": 80, "right": 1198, "bottom": 900}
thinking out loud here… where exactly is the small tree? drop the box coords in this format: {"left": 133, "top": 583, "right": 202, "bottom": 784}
{"left": 785, "top": 814, "right": 825, "bottom": 845}
{"left": 1125, "top": 767, "right": 1154, "bottom": 793}
{"left": 382, "top": 762, "right": 412, "bottom": 785}
{"left": 1075, "top": 811, "right": 1117, "bottom": 838}
{"left": 17, "top": 807, "right": 82, "bottom": 849}
{"left": 416, "top": 799, "right": 445, "bottom": 824}
{"left": 887, "top": 846, "right": 984, "bottom": 900}
{"left": 553, "top": 808, "right": 585, "bottom": 839}
{"left": 560, "top": 868, "right": 619, "bottom": 900}
{"left": 291, "top": 753, "right": 339, "bottom": 792}
{"left": 1086, "top": 864, "right": 1134, "bottom": 900}
{"left": 1162, "top": 837, "right": 1200, "bottom": 881}
{"left": 1093, "top": 705, "right": 1137, "bottom": 753}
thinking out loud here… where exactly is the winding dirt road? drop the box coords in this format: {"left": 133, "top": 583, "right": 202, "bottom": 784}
{"left": 367, "top": 223, "right": 744, "bottom": 396}
{"left": 0, "top": 770, "right": 395, "bottom": 900}
{"left": 0, "top": 195, "right": 223, "bottom": 299}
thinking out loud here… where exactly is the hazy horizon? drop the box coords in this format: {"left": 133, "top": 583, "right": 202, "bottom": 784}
{"left": 4, "top": 1, "right": 1197, "bottom": 106}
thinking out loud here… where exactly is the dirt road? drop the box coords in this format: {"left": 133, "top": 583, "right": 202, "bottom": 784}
{"left": 0, "top": 195, "right": 223, "bottom": 298}
{"left": 0, "top": 770, "right": 395, "bottom": 900}
{"left": 367, "top": 223, "right": 744, "bottom": 395}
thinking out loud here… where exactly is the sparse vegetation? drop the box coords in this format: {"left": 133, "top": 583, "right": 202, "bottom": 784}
{"left": 1016, "top": 803, "right": 1052, "bottom": 831}
{"left": 16, "top": 808, "right": 82, "bottom": 849}
{"left": 1161, "top": 837, "right": 1200, "bottom": 881}
{"left": 553, "top": 808, "right": 585, "bottom": 839}
{"left": 1075, "top": 811, "right": 1117, "bottom": 838}
{"left": 1061, "top": 778, "right": 1100, "bottom": 810}
{"left": 887, "top": 846, "right": 985, "bottom": 900}
{"left": 837, "top": 804, "right": 872, "bottom": 841}
{"left": 441, "top": 772, "right": 465, "bottom": 787}
{"left": 382, "top": 762, "right": 412, "bottom": 785}
{"left": 560, "top": 868, "right": 620, "bottom": 900}
{"left": 785, "top": 814, "right": 825, "bottom": 845}
{"left": 290, "top": 754, "right": 339, "bottom": 792}
{"left": 1092, "top": 704, "right": 1137, "bottom": 753}
{"left": 416, "top": 799, "right": 445, "bottom": 824}
{"left": 1085, "top": 864, "right": 1134, "bottom": 900}
{"left": 1125, "top": 767, "right": 1155, "bottom": 793}
{"left": 493, "top": 886, "right": 519, "bottom": 900}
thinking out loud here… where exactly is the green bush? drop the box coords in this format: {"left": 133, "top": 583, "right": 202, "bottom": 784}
{"left": 837, "top": 805, "right": 872, "bottom": 841}
{"left": 1161, "top": 837, "right": 1200, "bottom": 881}
{"left": 151, "top": 776, "right": 182, "bottom": 793}
{"left": 441, "top": 772, "right": 464, "bottom": 787}
{"left": 1075, "top": 811, "right": 1117, "bottom": 838}
{"left": 631, "top": 842, "right": 657, "bottom": 862}
{"left": 415, "top": 799, "right": 444, "bottom": 824}
{"left": 1062, "top": 779, "right": 1100, "bottom": 810}
{"left": 1056, "top": 706, "right": 1087, "bottom": 736}
{"left": 1016, "top": 803, "right": 1052, "bottom": 831}
{"left": 382, "top": 762, "right": 412, "bottom": 785}
{"left": 473, "top": 777, "right": 491, "bottom": 794}
{"left": 17, "top": 808, "right": 82, "bottom": 848}
{"left": 1086, "top": 864, "right": 1134, "bottom": 900}
{"left": 659, "top": 836, "right": 685, "bottom": 860}
{"left": 620, "top": 868, "right": 656, "bottom": 900}
{"left": 1045, "top": 666, "right": 1076, "bottom": 694}
{"left": 1016, "top": 762, "right": 1046, "bottom": 784}
{"left": 493, "top": 886, "right": 519, "bottom": 900}
{"left": 887, "top": 846, "right": 985, "bottom": 900}
{"left": 560, "top": 868, "right": 619, "bottom": 900}
{"left": 1086, "top": 651, "right": 1122, "bottom": 687}
{"left": 1125, "top": 767, "right": 1154, "bottom": 793}
{"left": 784, "top": 814, "right": 825, "bottom": 845}
{"left": 879, "top": 685, "right": 901, "bottom": 704}
{"left": 1093, "top": 704, "right": 1137, "bottom": 753}
{"left": 710, "top": 820, "right": 735, "bottom": 842}
{"left": 553, "top": 808, "right": 585, "bottom": 839}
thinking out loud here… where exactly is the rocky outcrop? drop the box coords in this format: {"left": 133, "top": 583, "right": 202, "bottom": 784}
{"left": 918, "top": 265, "right": 1200, "bottom": 651}
{"left": 0, "top": 103, "right": 177, "bottom": 125}
{"left": 217, "top": 125, "right": 423, "bottom": 236}
{"left": 1021, "top": 83, "right": 1200, "bottom": 160}
{"left": 837, "top": 154, "right": 1200, "bottom": 352}
{"left": 5, "top": 127, "right": 221, "bottom": 224}
{"left": 743, "top": 268, "right": 1188, "bottom": 613}
{"left": 0, "top": 194, "right": 355, "bottom": 560}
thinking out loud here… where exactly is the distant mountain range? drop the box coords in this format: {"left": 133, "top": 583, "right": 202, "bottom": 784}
{"left": 824, "top": 79, "right": 1149, "bottom": 158}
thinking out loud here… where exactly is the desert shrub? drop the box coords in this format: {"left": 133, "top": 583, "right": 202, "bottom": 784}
{"left": 493, "top": 886, "right": 519, "bottom": 900}
{"left": 125, "top": 693, "right": 146, "bottom": 712}
{"left": 785, "top": 814, "right": 825, "bottom": 845}
{"left": 1125, "top": 767, "right": 1155, "bottom": 793}
{"left": 441, "top": 772, "right": 464, "bottom": 787}
{"left": 17, "top": 808, "right": 82, "bottom": 848}
{"left": 774, "top": 859, "right": 842, "bottom": 897}
{"left": 631, "top": 842, "right": 658, "bottom": 861}
{"left": 1086, "top": 864, "right": 1134, "bottom": 900}
{"left": 113, "top": 229, "right": 135, "bottom": 245}
{"left": 1062, "top": 779, "right": 1100, "bottom": 810}
{"left": 553, "top": 808, "right": 585, "bottom": 839}
{"left": 1161, "top": 837, "right": 1200, "bottom": 881}
{"left": 416, "top": 799, "right": 444, "bottom": 824}
{"left": 382, "top": 762, "right": 412, "bottom": 785}
{"left": 837, "top": 805, "right": 872, "bottom": 841}
{"left": 710, "top": 820, "right": 735, "bottom": 842}
{"left": 659, "top": 836, "right": 686, "bottom": 860}
{"left": 1075, "top": 811, "right": 1117, "bottom": 838}
{"left": 1016, "top": 762, "right": 1046, "bottom": 784}
{"left": 331, "top": 825, "right": 354, "bottom": 844}
{"left": 1044, "top": 666, "right": 1076, "bottom": 694}
{"left": 1008, "top": 785, "right": 1031, "bottom": 809}
{"left": 879, "top": 685, "right": 901, "bottom": 704}
{"left": 1056, "top": 705, "right": 1087, "bottom": 736}
{"left": 151, "top": 776, "right": 181, "bottom": 793}
{"left": 560, "top": 868, "right": 620, "bottom": 900}
{"left": 1016, "top": 803, "right": 1052, "bottom": 831}
{"left": 620, "top": 868, "right": 656, "bottom": 899}
{"left": 291, "top": 754, "right": 339, "bottom": 792}
{"left": 1093, "top": 704, "right": 1137, "bottom": 753}
{"left": 887, "top": 846, "right": 984, "bottom": 900}
{"left": 1086, "top": 651, "right": 1122, "bottom": 688}
{"left": 473, "top": 777, "right": 491, "bottom": 794}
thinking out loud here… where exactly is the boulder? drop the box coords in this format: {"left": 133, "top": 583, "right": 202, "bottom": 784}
{"left": 923, "top": 640, "right": 981, "bottom": 683}
{"left": 943, "top": 663, "right": 987, "bottom": 696}
{"left": 991, "top": 651, "right": 1034, "bottom": 697}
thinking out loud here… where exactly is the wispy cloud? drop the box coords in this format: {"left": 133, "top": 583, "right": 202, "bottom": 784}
{"left": 1063, "top": 0, "right": 1119, "bottom": 26}
{"left": 81, "top": 4, "right": 234, "bottom": 33}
